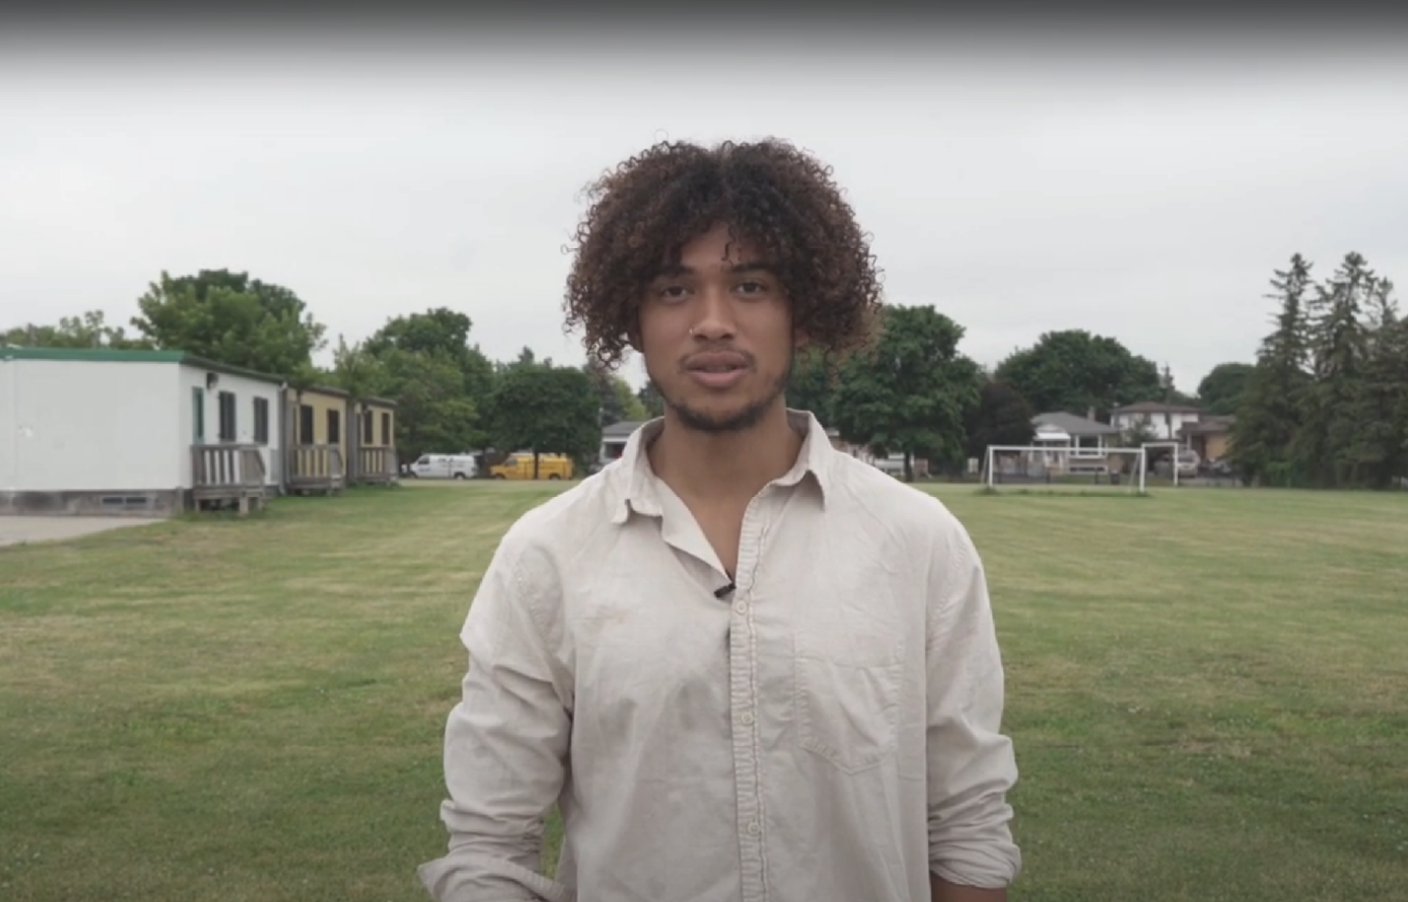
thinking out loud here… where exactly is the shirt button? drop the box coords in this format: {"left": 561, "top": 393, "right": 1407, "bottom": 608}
{"left": 740, "top": 711, "right": 755, "bottom": 726}
{"left": 747, "top": 821, "right": 761, "bottom": 836}
{"left": 734, "top": 600, "right": 748, "bottom": 615}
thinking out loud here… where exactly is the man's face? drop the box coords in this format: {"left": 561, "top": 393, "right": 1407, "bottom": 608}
{"left": 637, "top": 222, "right": 797, "bottom": 433}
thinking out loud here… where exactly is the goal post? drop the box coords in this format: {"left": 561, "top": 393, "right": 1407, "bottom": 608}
{"left": 982, "top": 444, "right": 1149, "bottom": 494}
{"left": 1141, "top": 441, "right": 1183, "bottom": 487}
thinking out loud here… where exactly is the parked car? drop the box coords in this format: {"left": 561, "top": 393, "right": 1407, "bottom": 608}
{"left": 406, "top": 453, "right": 478, "bottom": 480}
{"left": 1175, "top": 449, "right": 1200, "bottom": 478}
{"left": 489, "top": 452, "right": 574, "bottom": 481}
{"left": 1203, "top": 457, "right": 1233, "bottom": 478}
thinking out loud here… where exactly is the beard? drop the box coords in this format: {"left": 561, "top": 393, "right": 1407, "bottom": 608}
{"left": 654, "top": 352, "right": 794, "bottom": 435}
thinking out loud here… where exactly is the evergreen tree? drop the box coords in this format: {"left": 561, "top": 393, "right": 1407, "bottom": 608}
{"left": 1294, "top": 253, "right": 1375, "bottom": 487}
{"left": 1347, "top": 279, "right": 1408, "bottom": 488}
{"left": 1231, "top": 254, "right": 1313, "bottom": 486}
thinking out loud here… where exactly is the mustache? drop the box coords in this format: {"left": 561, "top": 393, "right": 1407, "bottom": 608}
{"left": 680, "top": 346, "right": 757, "bottom": 370}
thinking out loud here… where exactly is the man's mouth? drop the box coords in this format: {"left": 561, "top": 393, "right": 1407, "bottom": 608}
{"left": 685, "top": 351, "right": 750, "bottom": 374}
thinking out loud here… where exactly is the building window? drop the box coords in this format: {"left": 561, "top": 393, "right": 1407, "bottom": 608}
{"left": 326, "top": 409, "right": 341, "bottom": 447}
{"left": 253, "top": 397, "right": 270, "bottom": 444}
{"left": 192, "top": 388, "right": 205, "bottom": 443}
{"left": 363, "top": 409, "right": 374, "bottom": 445}
{"left": 218, "top": 391, "right": 237, "bottom": 442}
{"left": 380, "top": 411, "right": 391, "bottom": 446}
{"left": 299, "top": 404, "right": 315, "bottom": 445}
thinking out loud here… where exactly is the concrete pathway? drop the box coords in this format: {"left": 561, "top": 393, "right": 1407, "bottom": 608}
{"left": 0, "top": 516, "right": 160, "bottom": 548}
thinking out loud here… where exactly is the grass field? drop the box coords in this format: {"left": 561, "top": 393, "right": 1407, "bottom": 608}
{"left": 2, "top": 481, "right": 1406, "bottom": 901}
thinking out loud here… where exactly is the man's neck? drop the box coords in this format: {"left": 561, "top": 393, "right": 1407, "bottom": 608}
{"left": 647, "top": 403, "right": 804, "bottom": 507}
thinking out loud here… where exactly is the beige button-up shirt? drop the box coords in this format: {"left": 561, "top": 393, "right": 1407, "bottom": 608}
{"left": 419, "top": 411, "right": 1021, "bottom": 902}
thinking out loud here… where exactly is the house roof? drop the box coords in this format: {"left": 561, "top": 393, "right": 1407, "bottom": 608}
{"left": 299, "top": 383, "right": 352, "bottom": 400}
{"left": 602, "top": 419, "right": 648, "bottom": 439}
{"left": 1112, "top": 400, "right": 1204, "bottom": 415}
{"left": 1179, "top": 415, "right": 1236, "bottom": 436}
{"left": 1, "top": 347, "right": 399, "bottom": 405}
{"left": 1032, "top": 411, "right": 1122, "bottom": 437}
{"left": 0, "top": 346, "right": 284, "bottom": 385}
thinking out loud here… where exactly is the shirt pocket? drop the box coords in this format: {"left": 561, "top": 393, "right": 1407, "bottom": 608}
{"left": 792, "top": 624, "right": 902, "bottom": 774}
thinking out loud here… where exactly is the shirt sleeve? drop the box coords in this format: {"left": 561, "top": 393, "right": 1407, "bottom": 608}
{"left": 418, "top": 537, "right": 576, "bottom": 902}
{"left": 924, "top": 514, "right": 1022, "bottom": 888}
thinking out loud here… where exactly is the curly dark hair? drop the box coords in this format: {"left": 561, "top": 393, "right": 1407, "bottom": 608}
{"left": 563, "top": 138, "right": 883, "bottom": 370}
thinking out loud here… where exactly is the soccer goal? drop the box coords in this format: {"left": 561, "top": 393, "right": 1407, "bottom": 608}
{"left": 1141, "top": 441, "right": 1185, "bottom": 487}
{"left": 982, "top": 445, "right": 1149, "bottom": 494}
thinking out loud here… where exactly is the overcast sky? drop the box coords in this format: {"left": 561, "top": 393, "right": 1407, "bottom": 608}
{"left": 3, "top": 20, "right": 1407, "bottom": 394}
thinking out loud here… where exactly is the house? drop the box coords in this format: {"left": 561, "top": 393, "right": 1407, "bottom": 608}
{"left": 0, "top": 347, "right": 284, "bottom": 516}
{"left": 1110, "top": 401, "right": 1204, "bottom": 442}
{"left": 990, "top": 411, "right": 1127, "bottom": 478}
{"left": 285, "top": 384, "right": 351, "bottom": 494}
{"left": 600, "top": 419, "right": 646, "bottom": 465}
{"left": 1031, "top": 411, "right": 1123, "bottom": 453}
{"left": 815, "top": 423, "right": 930, "bottom": 477}
{"left": 285, "top": 388, "right": 399, "bottom": 489}
{"left": 350, "top": 396, "right": 398, "bottom": 484}
{"left": 1180, "top": 415, "right": 1236, "bottom": 463}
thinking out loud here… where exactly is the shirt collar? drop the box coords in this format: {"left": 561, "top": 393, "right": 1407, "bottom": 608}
{"left": 607, "top": 408, "right": 836, "bottom": 525}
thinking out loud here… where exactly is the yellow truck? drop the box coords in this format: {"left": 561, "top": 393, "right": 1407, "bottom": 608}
{"left": 489, "top": 452, "right": 574, "bottom": 481}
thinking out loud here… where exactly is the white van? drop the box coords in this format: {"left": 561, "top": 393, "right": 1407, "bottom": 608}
{"left": 408, "top": 453, "right": 478, "bottom": 480}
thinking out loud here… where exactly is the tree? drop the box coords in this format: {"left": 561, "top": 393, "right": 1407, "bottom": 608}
{"left": 363, "top": 307, "right": 495, "bottom": 399}
{"left": 1230, "top": 252, "right": 1408, "bottom": 489}
{"left": 375, "top": 349, "right": 481, "bottom": 461}
{"left": 637, "top": 382, "right": 665, "bottom": 418}
{"left": 1158, "top": 363, "right": 1177, "bottom": 441}
{"left": 130, "top": 269, "right": 327, "bottom": 378}
{"left": 329, "top": 335, "right": 388, "bottom": 402}
{"left": 963, "top": 378, "right": 1036, "bottom": 461}
{"left": 1196, "top": 362, "right": 1256, "bottom": 416}
{"left": 993, "top": 329, "right": 1162, "bottom": 420}
{"left": 1121, "top": 418, "right": 1160, "bottom": 449}
{"left": 486, "top": 363, "right": 602, "bottom": 477}
{"left": 3, "top": 309, "right": 149, "bottom": 349}
{"left": 357, "top": 308, "right": 497, "bottom": 454}
{"left": 1294, "top": 252, "right": 1376, "bottom": 487}
{"left": 830, "top": 304, "right": 983, "bottom": 481}
{"left": 584, "top": 361, "right": 648, "bottom": 426}
{"left": 784, "top": 346, "right": 838, "bottom": 426}
{"left": 1344, "top": 278, "right": 1408, "bottom": 488}
{"left": 364, "top": 307, "right": 471, "bottom": 359}
{"left": 1231, "top": 254, "right": 1313, "bottom": 486}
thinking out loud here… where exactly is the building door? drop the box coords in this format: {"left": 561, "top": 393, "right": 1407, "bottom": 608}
{"left": 192, "top": 388, "right": 205, "bottom": 444}
{"left": 299, "top": 404, "right": 315, "bottom": 445}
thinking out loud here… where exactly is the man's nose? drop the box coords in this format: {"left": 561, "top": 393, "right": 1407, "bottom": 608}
{"left": 689, "top": 287, "right": 737, "bottom": 340}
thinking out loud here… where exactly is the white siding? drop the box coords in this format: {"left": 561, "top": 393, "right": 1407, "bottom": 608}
{"left": 177, "top": 365, "right": 283, "bottom": 488}
{"left": 1112, "top": 410, "right": 1201, "bottom": 442}
{"left": 0, "top": 361, "right": 15, "bottom": 489}
{"left": 0, "top": 359, "right": 181, "bottom": 491}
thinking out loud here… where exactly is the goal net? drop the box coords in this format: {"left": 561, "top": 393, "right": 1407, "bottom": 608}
{"left": 982, "top": 445, "right": 1148, "bottom": 494}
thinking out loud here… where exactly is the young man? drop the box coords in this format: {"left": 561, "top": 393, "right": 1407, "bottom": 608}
{"left": 419, "top": 139, "right": 1021, "bottom": 902}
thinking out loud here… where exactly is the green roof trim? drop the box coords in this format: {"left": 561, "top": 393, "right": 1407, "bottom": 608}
{"left": 1, "top": 347, "right": 186, "bottom": 364}
{"left": 360, "top": 395, "right": 399, "bottom": 408}
{"left": 0, "top": 346, "right": 285, "bottom": 386}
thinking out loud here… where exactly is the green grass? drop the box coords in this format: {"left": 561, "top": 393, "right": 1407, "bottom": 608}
{"left": 1, "top": 482, "right": 1405, "bottom": 901}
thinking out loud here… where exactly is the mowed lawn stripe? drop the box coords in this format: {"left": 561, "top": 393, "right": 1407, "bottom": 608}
{"left": 1, "top": 482, "right": 1404, "bottom": 901}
